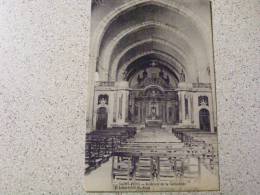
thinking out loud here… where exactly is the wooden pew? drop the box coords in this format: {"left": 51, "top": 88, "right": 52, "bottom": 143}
{"left": 110, "top": 128, "right": 218, "bottom": 182}
{"left": 112, "top": 156, "right": 133, "bottom": 181}
{"left": 85, "top": 127, "right": 136, "bottom": 174}
{"left": 172, "top": 129, "right": 219, "bottom": 176}
{"left": 135, "top": 157, "right": 152, "bottom": 181}
{"left": 159, "top": 157, "right": 175, "bottom": 180}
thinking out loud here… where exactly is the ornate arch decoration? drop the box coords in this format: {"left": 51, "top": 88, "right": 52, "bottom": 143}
{"left": 126, "top": 59, "right": 180, "bottom": 84}
{"left": 144, "top": 85, "right": 165, "bottom": 93}
{"left": 116, "top": 50, "right": 189, "bottom": 82}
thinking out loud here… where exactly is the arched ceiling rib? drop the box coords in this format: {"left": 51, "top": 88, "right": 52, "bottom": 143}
{"left": 108, "top": 39, "right": 189, "bottom": 81}
{"left": 109, "top": 25, "right": 192, "bottom": 63}
{"left": 93, "top": 1, "right": 212, "bottom": 83}
{"left": 115, "top": 51, "right": 189, "bottom": 82}
{"left": 94, "top": 1, "right": 210, "bottom": 55}
{"left": 109, "top": 38, "right": 186, "bottom": 78}
{"left": 98, "top": 21, "right": 199, "bottom": 81}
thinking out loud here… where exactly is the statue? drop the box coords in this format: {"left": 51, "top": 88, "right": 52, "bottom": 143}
{"left": 128, "top": 108, "right": 132, "bottom": 122}
{"left": 137, "top": 74, "right": 141, "bottom": 84}
{"left": 98, "top": 95, "right": 108, "bottom": 105}
{"left": 143, "top": 69, "right": 148, "bottom": 78}
{"left": 150, "top": 60, "right": 157, "bottom": 67}
{"left": 151, "top": 106, "right": 157, "bottom": 120}
{"left": 100, "top": 97, "right": 106, "bottom": 106}
{"left": 165, "top": 75, "right": 170, "bottom": 85}
{"left": 180, "top": 69, "right": 185, "bottom": 82}
{"left": 159, "top": 68, "right": 164, "bottom": 78}
{"left": 152, "top": 90, "right": 156, "bottom": 97}
{"left": 122, "top": 70, "right": 127, "bottom": 81}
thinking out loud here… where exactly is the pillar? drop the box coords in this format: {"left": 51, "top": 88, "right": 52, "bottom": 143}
{"left": 115, "top": 81, "right": 129, "bottom": 126}
{"left": 190, "top": 94, "right": 194, "bottom": 123}
{"left": 178, "top": 91, "right": 182, "bottom": 123}
{"left": 182, "top": 93, "right": 186, "bottom": 122}
{"left": 177, "top": 82, "right": 194, "bottom": 127}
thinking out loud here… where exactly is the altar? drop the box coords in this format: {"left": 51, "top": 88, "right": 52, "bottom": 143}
{"left": 145, "top": 119, "right": 163, "bottom": 127}
{"left": 145, "top": 101, "right": 163, "bottom": 127}
{"left": 128, "top": 78, "right": 179, "bottom": 126}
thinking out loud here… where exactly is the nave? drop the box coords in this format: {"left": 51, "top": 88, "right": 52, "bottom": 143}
{"left": 85, "top": 127, "right": 219, "bottom": 191}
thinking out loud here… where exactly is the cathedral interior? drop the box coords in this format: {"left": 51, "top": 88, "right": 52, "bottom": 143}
{"left": 85, "top": 0, "right": 219, "bottom": 191}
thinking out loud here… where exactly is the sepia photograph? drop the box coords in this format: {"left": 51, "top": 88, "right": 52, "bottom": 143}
{"left": 1, "top": 0, "right": 260, "bottom": 194}
{"left": 84, "top": 0, "right": 219, "bottom": 192}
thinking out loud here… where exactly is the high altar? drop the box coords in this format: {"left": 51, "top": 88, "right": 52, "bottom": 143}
{"left": 93, "top": 63, "right": 214, "bottom": 132}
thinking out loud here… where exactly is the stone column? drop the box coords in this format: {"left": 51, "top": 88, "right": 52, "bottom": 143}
{"left": 86, "top": 61, "right": 96, "bottom": 132}
{"left": 190, "top": 94, "right": 194, "bottom": 123}
{"left": 177, "top": 82, "right": 194, "bottom": 127}
{"left": 123, "top": 90, "right": 129, "bottom": 123}
{"left": 108, "top": 91, "right": 114, "bottom": 128}
{"left": 172, "top": 101, "right": 177, "bottom": 124}
{"left": 178, "top": 91, "right": 182, "bottom": 123}
{"left": 138, "top": 102, "right": 141, "bottom": 123}
{"left": 113, "top": 92, "right": 117, "bottom": 123}
{"left": 115, "top": 81, "right": 129, "bottom": 126}
{"left": 164, "top": 101, "right": 167, "bottom": 123}
{"left": 182, "top": 93, "right": 186, "bottom": 122}
{"left": 140, "top": 101, "right": 144, "bottom": 123}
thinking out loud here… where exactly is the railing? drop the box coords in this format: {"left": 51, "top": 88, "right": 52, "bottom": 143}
{"left": 192, "top": 83, "right": 211, "bottom": 88}
{"left": 96, "top": 81, "right": 115, "bottom": 87}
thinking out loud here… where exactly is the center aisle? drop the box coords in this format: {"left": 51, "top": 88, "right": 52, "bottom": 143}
{"left": 130, "top": 127, "right": 181, "bottom": 142}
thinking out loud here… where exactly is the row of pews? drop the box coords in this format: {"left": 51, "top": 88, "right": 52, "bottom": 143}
{"left": 85, "top": 127, "right": 136, "bottom": 174}
{"left": 173, "top": 128, "right": 218, "bottom": 174}
{"left": 112, "top": 141, "right": 202, "bottom": 183}
{"left": 111, "top": 129, "right": 219, "bottom": 184}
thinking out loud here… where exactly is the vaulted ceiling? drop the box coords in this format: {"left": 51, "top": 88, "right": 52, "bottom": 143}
{"left": 91, "top": 0, "right": 213, "bottom": 83}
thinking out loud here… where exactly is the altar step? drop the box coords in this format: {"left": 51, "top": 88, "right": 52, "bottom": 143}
{"left": 131, "top": 127, "right": 182, "bottom": 143}
{"left": 145, "top": 119, "right": 162, "bottom": 127}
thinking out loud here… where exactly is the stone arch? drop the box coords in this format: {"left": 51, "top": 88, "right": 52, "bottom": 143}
{"left": 144, "top": 85, "right": 165, "bottom": 93}
{"left": 91, "top": 0, "right": 212, "bottom": 86}
{"left": 127, "top": 59, "right": 180, "bottom": 85}
{"left": 99, "top": 21, "right": 197, "bottom": 77}
{"left": 91, "top": 0, "right": 210, "bottom": 65}
{"left": 116, "top": 51, "right": 189, "bottom": 82}
{"left": 109, "top": 38, "right": 188, "bottom": 80}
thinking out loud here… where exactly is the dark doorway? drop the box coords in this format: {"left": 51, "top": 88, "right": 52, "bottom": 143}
{"left": 96, "top": 107, "right": 108, "bottom": 130}
{"left": 199, "top": 109, "right": 210, "bottom": 131}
